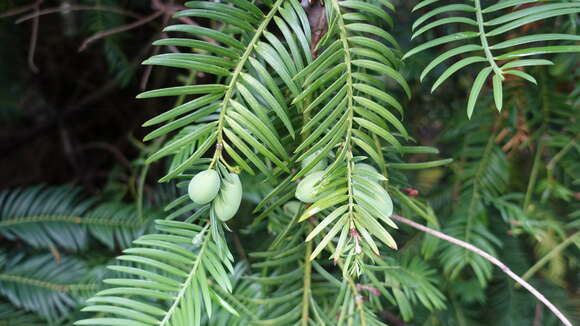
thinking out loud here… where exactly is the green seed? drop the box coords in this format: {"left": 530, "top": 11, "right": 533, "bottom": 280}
{"left": 295, "top": 171, "right": 325, "bottom": 203}
{"left": 355, "top": 163, "right": 377, "bottom": 173}
{"left": 188, "top": 169, "right": 221, "bottom": 204}
{"left": 353, "top": 176, "right": 394, "bottom": 220}
{"left": 283, "top": 201, "right": 302, "bottom": 216}
{"left": 354, "top": 163, "right": 381, "bottom": 181}
{"left": 301, "top": 151, "right": 327, "bottom": 172}
{"left": 212, "top": 173, "right": 243, "bottom": 221}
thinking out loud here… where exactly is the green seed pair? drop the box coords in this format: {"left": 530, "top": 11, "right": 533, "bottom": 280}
{"left": 294, "top": 161, "right": 392, "bottom": 218}
{"left": 188, "top": 169, "right": 242, "bottom": 221}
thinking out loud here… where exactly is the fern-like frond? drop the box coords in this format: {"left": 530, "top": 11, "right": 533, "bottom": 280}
{"left": 485, "top": 233, "right": 580, "bottom": 325}
{"left": 0, "top": 186, "right": 157, "bottom": 252}
{"left": 441, "top": 218, "right": 501, "bottom": 284}
{"left": 76, "top": 219, "right": 236, "bottom": 326}
{"left": 200, "top": 263, "right": 256, "bottom": 325}
{"left": 244, "top": 208, "right": 316, "bottom": 325}
{"left": 440, "top": 126, "right": 506, "bottom": 285}
{"left": 361, "top": 254, "right": 446, "bottom": 321}
{"left": 247, "top": 200, "right": 390, "bottom": 325}
{"left": 332, "top": 276, "right": 389, "bottom": 326}
{"left": 405, "top": 0, "right": 580, "bottom": 117}
{"left": 0, "top": 301, "right": 45, "bottom": 326}
{"left": 0, "top": 253, "right": 96, "bottom": 322}
{"left": 288, "top": 0, "right": 411, "bottom": 267}
{"left": 484, "top": 236, "right": 535, "bottom": 326}
{"left": 140, "top": 0, "right": 311, "bottom": 181}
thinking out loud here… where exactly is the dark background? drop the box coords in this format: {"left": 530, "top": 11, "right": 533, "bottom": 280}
{"left": 0, "top": 0, "right": 181, "bottom": 191}
{"left": 0, "top": 0, "right": 454, "bottom": 193}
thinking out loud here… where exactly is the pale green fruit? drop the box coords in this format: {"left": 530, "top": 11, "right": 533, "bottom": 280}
{"left": 354, "top": 163, "right": 380, "bottom": 181}
{"left": 370, "top": 189, "right": 393, "bottom": 218}
{"left": 283, "top": 201, "right": 301, "bottom": 215}
{"left": 213, "top": 173, "right": 243, "bottom": 222}
{"left": 353, "top": 180, "right": 394, "bottom": 222}
{"left": 188, "top": 170, "right": 221, "bottom": 204}
{"left": 301, "top": 151, "right": 327, "bottom": 172}
{"left": 295, "top": 171, "right": 325, "bottom": 203}
{"left": 356, "top": 163, "right": 377, "bottom": 173}
{"left": 355, "top": 163, "right": 378, "bottom": 174}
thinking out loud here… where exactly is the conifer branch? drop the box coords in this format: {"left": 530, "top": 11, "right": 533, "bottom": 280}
{"left": 391, "top": 214, "right": 573, "bottom": 326}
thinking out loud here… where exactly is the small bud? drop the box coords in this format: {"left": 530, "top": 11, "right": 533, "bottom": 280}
{"left": 403, "top": 188, "right": 419, "bottom": 197}
{"left": 192, "top": 233, "right": 204, "bottom": 246}
{"left": 349, "top": 228, "right": 360, "bottom": 239}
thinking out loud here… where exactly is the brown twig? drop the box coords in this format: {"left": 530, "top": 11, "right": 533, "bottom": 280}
{"left": 0, "top": 3, "right": 36, "bottom": 19}
{"left": 140, "top": 5, "right": 174, "bottom": 90}
{"left": 379, "top": 311, "right": 408, "bottom": 326}
{"left": 151, "top": 0, "right": 208, "bottom": 36}
{"left": 76, "top": 142, "right": 133, "bottom": 170}
{"left": 140, "top": 0, "right": 211, "bottom": 89}
{"left": 390, "top": 214, "right": 573, "bottom": 326}
{"left": 27, "top": 0, "right": 43, "bottom": 73}
{"left": 15, "top": 4, "right": 142, "bottom": 24}
{"left": 305, "top": 0, "right": 327, "bottom": 58}
{"left": 78, "top": 10, "right": 163, "bottom": 52}
{"left": 533, "top": 303, "right": 544, "bottom": 326}
{"left": 230, "top": 230, "right": 248, "bottom": 262}
{"left": 140, "top": 39, "right": 162, "bottom": 90}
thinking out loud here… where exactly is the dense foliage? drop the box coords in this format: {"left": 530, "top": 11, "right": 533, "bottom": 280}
{"left": 0, "top": 0, "right": 578, "bottom": 325}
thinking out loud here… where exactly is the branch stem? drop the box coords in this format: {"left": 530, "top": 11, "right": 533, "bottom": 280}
{"left": 474, "top": 0, "right": 502, "bottom": 77}
{"left": 209, "top": 0, "right": 285, "bottom": 169}
{"left": 391, "top": 214, "right": 573, "bottom": 326}
{"left": 15, "top": 5, "right": 142, "bottom": 23}
{"left": 27, "top": 0, "right": 42, "bottom": 73}
{"left": 0, "top": 215, "right": 143, "bottom": 228}
{"left": 464, "top": 132, "right": 495, "bottom": 242}
{"left": 301, "top": 225, "right": 313, "bottom": 326}
{"left": 523, "top": 140, "right": 544, "bottom": 211}
{"left": 78, "top": 10, "right": 163, "bottom": 52}
{"left": 322, "top": 229, "right": 367, "bottom": 326}
{"left": 546, "top": 137, "right": 577, "bottom": 180}
{"left": 330, "top": 0, "right": 357, "bottom": 247}
{"left": 519, "top": 231, "right": 580, "bottom": 286}
{"left": 0, "top": 274, "right": 97, "bottom": 292}
{"left": 159, "top": 226, "right": 210, "bottom": 326}
{"left": 137, "top": 71, "right": 196, "bottom": 220}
